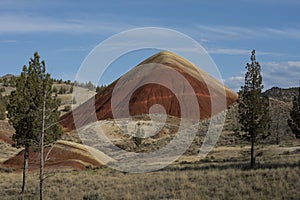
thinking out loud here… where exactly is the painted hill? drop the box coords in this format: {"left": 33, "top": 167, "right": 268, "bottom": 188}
{"left": 60, "top": 51, "right": 238, "bottom": 131}
{"left": 3, "top": 140, "right": 114, "bottom": 170}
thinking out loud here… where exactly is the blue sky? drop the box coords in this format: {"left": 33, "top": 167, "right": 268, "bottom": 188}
{"left": 0, "top": 0, "right": 300, "bottom": 91}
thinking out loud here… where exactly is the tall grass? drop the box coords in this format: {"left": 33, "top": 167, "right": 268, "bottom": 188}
{"left": 1, "top": 156, "right": 299, "bottom": 200}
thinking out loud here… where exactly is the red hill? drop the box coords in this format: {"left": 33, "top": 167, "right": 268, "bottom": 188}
{"left": 60, "top": 51, "right": 238, "bottom": 131}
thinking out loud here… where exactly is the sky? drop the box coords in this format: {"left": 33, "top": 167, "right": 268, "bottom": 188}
{"left": 0, "top": 0, "right": 300, "bottom": 91}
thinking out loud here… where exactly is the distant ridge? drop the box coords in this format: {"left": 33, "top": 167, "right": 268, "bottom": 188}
{"left": 263, "top": 87, "right": 299, "bottom": 103}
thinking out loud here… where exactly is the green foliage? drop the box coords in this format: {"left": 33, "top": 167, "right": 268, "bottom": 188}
{"left": 238, "top": 50, "right": 270, "bottom": 138}
{"left": 72, "top": 97, "right": 77, "bottom": 104}
{"left": 288, "top": 87, "right": 300, "bottom": 138}
{"left": 58, "top": 86, "right": 67, "bottom": 94}
{"left": 0, "top": 87, "right": 5, "bottom": 93}
{"left": 7, "top": 52, "right": 62, "bottom": 148}
{"left": 2, "top": 76, "right": 16, "bottom": 87}
{"left": 238, "top": 50, "right": 270, "bottom": 167}
{"left": 96, "top": 85, "right": 107, "bottom": 93}
{"left": 52, "top": 86, "right": 58, "bottom": 94}
{"left": 2, "top": 77, "right": 8, "bottom": 87}
{"left": 133, "top": 122, "right": 144, "bottom": 146}
{"left": 69, "top": 85, "right": 74, "bottom": 93}
{"left": 73, "top": 80, "right": 97, "bottom": 91}
{"left": 85, "top": 81, "right": 96, "bottom": 91}
{"left": 63, "top": 105, "right": 72, "bottom": 112}
{"left": 9, "top": 76, "right": 16, "bottom": 87}
{"left": 83, "top": 192, "right": 104, "bottom": 200}
{"left": 0, "top": 94, "right": 6, "bottom": 120}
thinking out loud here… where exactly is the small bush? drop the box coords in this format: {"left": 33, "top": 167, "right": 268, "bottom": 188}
{"left": 72, "top": 97, "right": 77, "bottom": 104}
{"left": 59, "top": 87, "right": 67, "bottom": 94}
{"left": 52, "top": 86, "right": 58, "bottom": 94}
{"left": 83, "top": 192, "right": 104, "bottom": 200}
{"left": 0, "top": 96, "right": 6, "bottom": 120}
{"left": 63, "top": 105, "right": 72, "bottom": 112}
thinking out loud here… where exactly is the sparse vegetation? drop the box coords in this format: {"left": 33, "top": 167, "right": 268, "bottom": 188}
{"left": 63, "top": 105, "right": 72, "bottom": 112}
{"left": 0, "top": 156, "right": 299, "bottom": 199}
{"left": 70, "top": 85, "right": 74, "bottom": 94}
{"left": 74, "top": 81, "right": 97, "bottom": 91}
{"left": 52, "top": 86, "right": 58, "bottom": 95}
{"left": 0, "top": 94, "right": 6, "bottom": 120}
{"left": 83, "top": 192, "right": 104, "bottom": 200}
{"left": 59, "top": 86, "right": 67, "bottom": 94}
{"left": 288, "top": 86, "right": 300, "bottom": 138}
{"left": 72, "top": 97, "right": 77, "bottom": 104}
{"left": 96, "top": 85, "right": 107, "bottom": 93}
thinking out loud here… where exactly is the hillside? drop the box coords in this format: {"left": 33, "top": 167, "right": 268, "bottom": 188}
{"left": 263, "top": 87, "right": 299, "bottom": 103}
{"left": 0, "top": 57, "right": 299, "bottom": 173}
{"left": 60, "top": 51, "right": 238, "bottom": 131}
{"left": 0, "top": 75, "right": 96, "bottom": 116}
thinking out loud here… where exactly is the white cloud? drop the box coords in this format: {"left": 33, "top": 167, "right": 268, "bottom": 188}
{"left": 0, "top": 14, "right": 133, "bottom": 35}
{"left": 224, "top": 71, "right": 245, "bottom": 91}
{"left": 208, "top": 48, "right": 250, "bottom": 55}
{"left": 0, "top": 39, "right": 17, "bottom": 43}
{"left": 225, "top": 61, "right": 300, "bottom": 91}
{"left": 195, "top": 25, "right": 300, "bottom": 40}
{"left": 207, "top": 48, "right": 284, "bottom": 57}
{"left": 262, "top": 61, "right": 300, "bottom": 89}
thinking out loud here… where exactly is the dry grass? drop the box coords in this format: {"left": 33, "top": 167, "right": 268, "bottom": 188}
{"left": 1, "top": 155, "right": 299, "bottom": 200}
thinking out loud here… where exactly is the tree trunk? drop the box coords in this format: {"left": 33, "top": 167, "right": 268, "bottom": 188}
{"left": 39, "top": 135, "right": 44, "bottom": 200}
{"left": 276, "top": 122, "right": 279, "bottom": 145}
{"left": 21, "top": 144, "right": 29, "bottom": 194}
{"left": 250, "top": 131, "right": 255, "bottom": 169}
{"left": 40, "top": 91, "right": 46, "bottom": 200}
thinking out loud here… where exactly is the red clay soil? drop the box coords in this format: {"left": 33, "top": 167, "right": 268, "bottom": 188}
{"left": 3, "top": 144, "right": 102, "bottom": 171}
{"left": 60, "top": 51, "right": 238, "bottom": 131}
{"left": 0, "top": 120, "right": 14, "bottom": 144}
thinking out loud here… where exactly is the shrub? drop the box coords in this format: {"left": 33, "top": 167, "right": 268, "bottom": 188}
{"left": 0, "top": 94, "right": 6, "bottom": 120}
{"left": 59, "top": 87, "right": 67, "bottom": 94}
{"left": 72, "top": 97, "right": 77, "bottom": 104}
{"left": 63, "top": 105, "right": 72, "bottom": 112}
{"left": 52, "top": 86, "right": 58, "bottom": 94}
{"left": 0, "top": 103, "right": 6, "bottom": 120}
{"left": 69, "top": 86, "right": 74, "bottom": 93}
{"left": 82, "top": 192, "right": 104, "bottom": 200}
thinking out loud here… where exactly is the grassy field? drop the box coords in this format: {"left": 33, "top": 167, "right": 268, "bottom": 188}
{"left": 1, "top": 154, "right": 299, "bottom": 200}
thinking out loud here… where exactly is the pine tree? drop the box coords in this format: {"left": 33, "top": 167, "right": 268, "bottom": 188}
{"left": 238, "top": 50, "right": 270, "bottom": 168}
{"left": 0, "top": 93, "right": 6, "bottom": 120}
{"left": 7, "top": 52, "right": 62, "bottom": 195}
{"left": 69, "top": 85, "right": 73, "bottom": 94}
{"left": 52, "top": 86, "right": 58, "bottom": 95}
{"left": 96, "top": 85, "right": 107, "bottom": 93}
{"left": 288, "top": 86, "right": 300, "bottom": 138}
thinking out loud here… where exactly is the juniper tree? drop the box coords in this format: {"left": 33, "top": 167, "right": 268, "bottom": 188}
{"left": 0, "top": 93, "right": 6, "bottom": 120}
{"left": 238, "top": 50, "right": 270, "bottom": 168}
{"left": 7, "top": 52, "right": 62, "bottom": 195}
{"left": 288, "top": 86, "right": 300, "bottom": 138}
